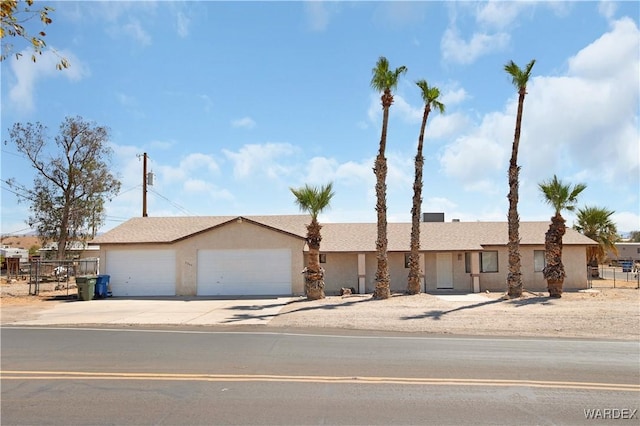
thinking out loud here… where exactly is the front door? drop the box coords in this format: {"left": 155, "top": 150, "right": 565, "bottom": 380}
{"left": 436, "top": 253, "right": 454, "bottom": 289}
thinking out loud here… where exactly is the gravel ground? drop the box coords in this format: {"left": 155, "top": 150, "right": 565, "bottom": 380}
{"left": 2, "top": 277, "right": 639, "bottom": 340}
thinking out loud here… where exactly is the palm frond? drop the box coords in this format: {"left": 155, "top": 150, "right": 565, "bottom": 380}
{"left": 371, "top": 56, "right": 407, "bottom": 92}
{"left": 538, "top": 175, "right": 586, "bottom": 215}
{"left": 416, "top": 79, "right": 446, "bottom": 114}
{"left": 290, "top": 182, "right": 335, "bottom": 221}
{"left": 504, "top": 58, "right": 536, "bottom": 89}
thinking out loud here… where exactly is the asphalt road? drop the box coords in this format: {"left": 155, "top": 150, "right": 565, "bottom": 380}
{"left": 2, "top": 327, "right": 639, "bottom": 425}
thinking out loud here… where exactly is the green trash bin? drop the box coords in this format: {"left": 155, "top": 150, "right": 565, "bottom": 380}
{"left": 76, "top": 276, "right": 97, "bottom": 301}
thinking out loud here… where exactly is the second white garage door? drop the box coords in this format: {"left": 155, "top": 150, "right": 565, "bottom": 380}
{"left": 197, "top": 249, "right": 292, "bottom": 296}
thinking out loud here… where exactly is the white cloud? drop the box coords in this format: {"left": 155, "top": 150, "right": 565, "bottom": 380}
{"left": 426, "top": 112, "right": 471, "bottom": 140}
{"left": 439, "top": 111, "right": 511, "bottom": 189}
{"left": 304, "top": 156, "right": 374, "bottom": 188}
{"left": 435, "top": 16, "right": 639, "bottom": 219}
{"left": 223, "top": 143, "right": 298, "bottom": 179}
{"left": 367, "top": 94, "right": 423, "bottom": 125}
{"left": 521, "top": 17, "right": 639, "bottom": 186}
{"left": 440, "top": 86, "right": 468, "bottom": 106}
{"left": 8, "top": 49, "right": 88, "bottom": 113}
{"left": 475, "top": 1, "right": 529, "bottom": 29}
{"left": 231, "top": 117, "right": 256, "bottom": 129}
{"left": 116, "top": 92, "right": 136, "bottom": 107}
{"left": 122, "top": 19, "right": 152, "bottom": 46}
{"left": 160, "top": 153, "right": 221, "bottom": 182}
{"left": 598, "top": 1, "right": 617, "bottom": 20}
{"left": 176, "top": 11, "right": 190, "bottom": 38}
{"left": 372, "top": 2, "right": 427, "bottom": 29}
{"left": 613, "top": 211, "right": 640, "bottom": 233}
{"left": 441, "top": 26, "right": 510, "bottom": 65}
{"left": 392, "top": 95, "right": 423, "bottom": 124}
{"left": 305, "top": 1, "right": 330, "bottom": 32}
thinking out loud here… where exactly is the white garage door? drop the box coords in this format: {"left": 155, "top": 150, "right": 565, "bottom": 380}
{"left": 197, "top": 249, "right": 292, "bottom": 296}
{"left": 105, "top": 250, "right": 176, "bottom": 296}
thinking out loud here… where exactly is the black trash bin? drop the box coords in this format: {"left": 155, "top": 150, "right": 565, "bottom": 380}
{"left": 95, "top": 274, "right": 111, "bottom": 298}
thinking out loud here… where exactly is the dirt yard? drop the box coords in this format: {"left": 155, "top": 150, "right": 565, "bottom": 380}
{"left": 2, "top": 277, "right": 639, "bottom": 340}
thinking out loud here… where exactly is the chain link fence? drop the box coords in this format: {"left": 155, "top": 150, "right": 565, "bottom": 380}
{"left": 28, "top": 258, "right": 99, "bottom": 296}
{"left": 588, "top": 265, "right": 639, "bottom": 289}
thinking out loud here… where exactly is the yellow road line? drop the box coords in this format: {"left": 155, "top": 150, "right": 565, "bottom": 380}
{"left": 2, "top": 370, "right": 638, "bottom": 392}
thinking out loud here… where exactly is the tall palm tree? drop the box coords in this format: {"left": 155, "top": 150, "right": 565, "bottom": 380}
{"left": 370, "top": 56, "right": 407, "bottom": 300}
{"left": 504, "top": 59, "right": 535, "bottom": 298}
{"left": 290, "top": 182, "right": 335, "bottom": 300}
{"left": 574, "top": 206, "right": 619, "bottom": 275}
{"left": 407, "top": 80, "right": 445, "bottom": 295}
{"left": 538, "top": 175, "right": 586, "bottom": 298}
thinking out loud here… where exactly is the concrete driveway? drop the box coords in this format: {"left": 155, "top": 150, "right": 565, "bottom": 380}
{"left": 3, "top": 297, "right": 295, "bottom": 326}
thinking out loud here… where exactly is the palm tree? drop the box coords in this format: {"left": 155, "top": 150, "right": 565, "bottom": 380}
{"left": 290, "top": 182, "right": 335, "bottom": 300}
{"left": 574, "top": 206, "right": 619, "bottom": 275}
{"left": 504, "top": 59, "right": 535, "bottom": 298}
{"left": 407, "top": 80, "right": 445, "bottom": 295}
{"left": 370, "top": 56, "right": 407, "bottom": 300}
{"left": 538, "top": 175, "right": 586, "bottom": 298}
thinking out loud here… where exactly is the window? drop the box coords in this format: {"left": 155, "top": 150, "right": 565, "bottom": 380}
{"left": 480, "top": 251, "right": 498, "bottom": 273}
{"left": 319, "top": 254, "right": 326, "bottom": 264}
{"left": 534, "top": 250, "right": 546, "bottom": 272}
{"left": 464, "top": 252, "right": 471, "bottom": 273}
{"left": 404, "top": 253, "right": 410, "bottom": 268}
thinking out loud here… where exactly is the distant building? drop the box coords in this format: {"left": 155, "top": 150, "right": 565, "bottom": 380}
{"left": 607, "top": 243, "right": 640, "bottom": 263}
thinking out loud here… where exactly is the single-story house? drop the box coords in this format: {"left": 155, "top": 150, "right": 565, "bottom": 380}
{"left": 90, "top": 214, "right": 596, "bottom": 297}
{"left": 39, "top": 241, "right": 100, "bottom": 260}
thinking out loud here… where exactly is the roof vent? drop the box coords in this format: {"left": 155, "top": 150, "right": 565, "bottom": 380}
{"left": 422, "top": 212, "right": 445, "bottom": 223}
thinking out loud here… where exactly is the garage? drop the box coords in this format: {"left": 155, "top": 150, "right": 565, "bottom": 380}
{"left": 197, "top": 249, "right": 292, "bottom": 296}
{"left": 105, "top": 250, "right": 176, "bottom": 296}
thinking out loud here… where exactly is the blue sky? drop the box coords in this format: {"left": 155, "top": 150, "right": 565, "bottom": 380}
{"left": 1, "top": 0, "right": 639, "bottom": 236}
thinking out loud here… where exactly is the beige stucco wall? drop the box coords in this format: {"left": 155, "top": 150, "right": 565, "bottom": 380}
{"left": 320, "top": 252, "right": 359, "bottom": 295}
{"left": 478, "top": 245, "right": 588, "bottom": 292}
{"left": 322, "top": 245, "right": 588, "bottom": 295}
{"left": 423, "top": 251, "right": 474, "bottom": 292}
{"left": 97, "top": 221, "right": 306, "bottom": 296}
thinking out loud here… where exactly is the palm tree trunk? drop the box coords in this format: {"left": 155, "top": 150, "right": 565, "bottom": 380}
{"left": 544, "top": 213, "right": 566, "bottom": 298}
{"left": 304, "top": 219, "right": 325, "bottom": 300}
{"left": 506, "top": 90, "right": 526, "bottom": 298}
{"left": 408, "top": 106, "right": 429, "bottom": 295}
{"left": 373, "top": 99, "right": 391, "bottom": 300}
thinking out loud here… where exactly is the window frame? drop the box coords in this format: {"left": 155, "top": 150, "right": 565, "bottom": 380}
{"left": 480, "top": 251, "right": 498, "bottom": 273}
{"left": 534, "top": 250, "right": 546, "bottom": 272}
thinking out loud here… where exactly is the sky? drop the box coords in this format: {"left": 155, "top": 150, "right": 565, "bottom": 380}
{"left": 1, "top": 0, "right": 639, "bottom": 237}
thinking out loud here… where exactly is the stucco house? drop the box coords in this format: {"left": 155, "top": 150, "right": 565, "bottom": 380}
{"left": 90, "top": 215, "right": 596, "bottom": 297}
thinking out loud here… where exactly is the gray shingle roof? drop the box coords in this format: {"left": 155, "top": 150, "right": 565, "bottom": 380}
{"left": 91, "top": 215, "right": 309, "bottom": 244}
{"left": 92, "top": 216, "right": 596, "bottom": 251}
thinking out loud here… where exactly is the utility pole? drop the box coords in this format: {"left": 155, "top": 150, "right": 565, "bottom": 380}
{"left": 142, "top": 152, "right": 148, "bottom": 217}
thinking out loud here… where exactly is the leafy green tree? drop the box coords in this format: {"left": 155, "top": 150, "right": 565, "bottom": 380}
{"left": 370, "top": 56, "right": 407, "bottom": 300}
{"left": 504, "top": 59, "right": 535, "bottom": 298}
{"left": 574, "top": 206, "right": 619, "bottom": 268}
{"left": 627, "top": 231, "right": 640, "bottom": 243}
{"left": 538, "top": 175, "right": 586, "bottom": 297}
{"left": 407, "top": 79, "right": 444, "bottom": 295}
{"left": 0, "top": 0, "right": 68, "bottom": 69}
{"left": 290, "top": 182, "right": 335, "bottom": 300}
{"left": 6, "top": 116, "right": 121, "bottom": 259}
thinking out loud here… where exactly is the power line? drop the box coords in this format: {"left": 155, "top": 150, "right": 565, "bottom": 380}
{"left": 147, "top": 188, "right": 195, "bottom": 216}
